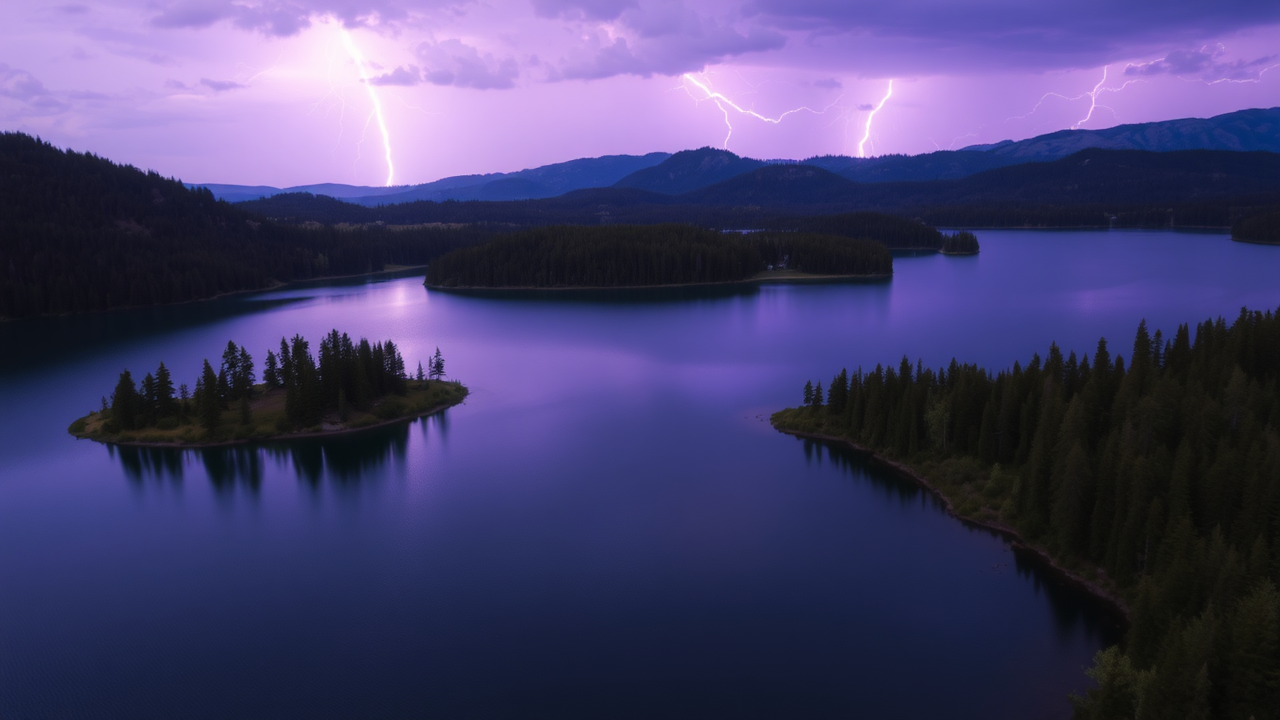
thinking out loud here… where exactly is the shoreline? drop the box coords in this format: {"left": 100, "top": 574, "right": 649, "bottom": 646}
{"left": 425, "top": 271, "right": 892, "bottom": 292}
{"left": 1230, "top": 235, "right": 1280, "bottom": 246}
{"left": 5, "top": 265, "right": 428, "bottom": 323}
{"left": 772, "top": 424, "right": 1131, "bottom": 626}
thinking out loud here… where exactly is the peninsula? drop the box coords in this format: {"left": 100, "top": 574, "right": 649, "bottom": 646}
{"left": 69, "top": 331, "right": 466, "bottom": 447}
{"left": 771, "top": 308, "right": 1280, "bottom": 719}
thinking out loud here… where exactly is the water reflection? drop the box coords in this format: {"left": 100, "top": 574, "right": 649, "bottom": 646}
{"left": 798, "top": 434, "right": 1126, "bottom": 644}
{"left": 267, "top": 422, "right": 410, "bottom": 487}
{"left": 433, "top": 282, "right": 768, "bottom": 305}
{"left": 106, "top": 412, "right": 450, "bottom": 491}
{"left": 799, "top": 436, "right": 927, "bottom": 506}
{"left": 0, "top": 268, "right": 427, "bottom": 378}
{"left": 110, "top": 444, "right": 186, "bottom": 484}
{"left": 434, "top": 275, "right": 894, "bottom": 306}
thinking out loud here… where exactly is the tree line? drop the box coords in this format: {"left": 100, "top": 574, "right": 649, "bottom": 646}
{"left": 423, "top": 225, "right": 892, "bottom": 288}
{"left": 940, "top": 231, "right": 980, "bottom": 253}
{"left": 1232, "top": 207, "right": 1280, "bottom": 244}
{"left": 0, "top": 132, "right": 491, "bottom": 318}
{"left": 911, "top": 201, "right": 1280, "bottom": 230}
{"left": 103, "top": 331, "right": 446, "bottom": 434}
{"left": 782, "top": 308, "right": 1280, "bottom": 719}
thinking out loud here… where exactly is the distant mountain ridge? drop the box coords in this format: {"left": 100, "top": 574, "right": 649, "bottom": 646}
{"left": 965, "top": 107, "right": 1280, "bottom": 157}
{"left": 239, "top": 147, "right": 1280, "bottom": 229}
{"left": 196, "top": 152, "right": 670, "bottom": 205}
{"left": 204, "top": 106, "right": 1280, "bottom": 204}
{"left": 612, "top": 148, "right": 770, "bottom": 194}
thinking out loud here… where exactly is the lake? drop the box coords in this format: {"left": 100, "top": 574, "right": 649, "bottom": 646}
{"left": 2, "top": 230, "right": 1278, "bottom": 719}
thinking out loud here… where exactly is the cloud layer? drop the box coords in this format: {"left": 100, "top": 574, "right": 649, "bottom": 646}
{"left": 2, "top": 0, "right": 1277, "bottom": 187}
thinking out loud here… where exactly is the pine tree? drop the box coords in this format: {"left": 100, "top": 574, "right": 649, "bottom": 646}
{"left": 220, "top": 341, "right": 240, "bottom": 398}
{"left": 111, "top": 369, "right": 140, "bottom": 430}
{"left": 140, "top": 372, "right": 157, "bottom": 426}
{"left": 277, "top": 338, "right": 294, "bottom": 388}
{"left": 154, "top": 361, "right": 176, "bottom": 418}
{"left": 197, "top": 360, "right": 221, "bottom": 432}
{"left": 236, "top": 346, "right": 255, "bottom": 397}
{"left": 430, "top": 347, "right": 445, "bottom": 381}
{"left": 264, "top": 350, "right": 280, "bottom": 388}
{"left": 416, "top": 362, "right": 425, "bottom": 382}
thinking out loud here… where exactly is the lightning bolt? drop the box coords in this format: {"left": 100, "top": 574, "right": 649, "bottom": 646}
{"left": 1006, "top": 65, "right": 1144, "bottom": 131}
{"left": 678, "top": 72, "right": 841, "bottom": 150}
{"left": 857, "top": 79, "right": 893, "bottom": 158}
{"left": 1073, "top": 66, "right": 1112, "bottom": 129}
{"left": 340, "top": 29, "right": 395, "bottom": 187}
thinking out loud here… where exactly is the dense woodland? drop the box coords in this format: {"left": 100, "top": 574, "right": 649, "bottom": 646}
{"left": 775, "top": 309, "right": 1280, "bottom": 719}
{"left": 0, "top": 133, "right": 490, "bottom": 319}
{"left": 1232, "top": 207, "right": 1280, "bottom": 244}
{"left": 98, "top": 330, "right": 446, "bottom": 436}
{"left": 940, "top": 231, "right": 981, "bottom": 254}
{"left": 424, "top": 225, "right": 892, "bottom": 288}
{"left": 791, "top": 211, "right": 945, "bottom": 248}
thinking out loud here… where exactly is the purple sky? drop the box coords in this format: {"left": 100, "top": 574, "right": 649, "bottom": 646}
{"left": 2, "top": 1, "right": 1277, "bottom": 187}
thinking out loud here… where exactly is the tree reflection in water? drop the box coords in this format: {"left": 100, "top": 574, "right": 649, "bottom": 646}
{"left": 795, "top": 434, "right": 1125, "bottom": 641}
{"left": 104, "top": 412, "right": 454, "bottom": 491}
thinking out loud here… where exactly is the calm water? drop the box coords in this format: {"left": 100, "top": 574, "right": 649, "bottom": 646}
{"left": 3, "top": 230, "right": 1278, "bottom": 719}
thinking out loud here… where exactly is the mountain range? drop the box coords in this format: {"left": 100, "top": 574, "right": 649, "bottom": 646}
{"left": 200, "top": 107, "right": 1280, "bottom": 205}
{"left": 239, "top": 147, "right": 1280, "bottom": 231}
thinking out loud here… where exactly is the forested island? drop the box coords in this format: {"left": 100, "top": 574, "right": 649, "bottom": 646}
{"left": 69, "top": 331, "right": 465, "bottom": 446}
{"left": 424, "top": 224, "right": 892, "bottom": 289}
{"left": 940, "top": 231, "right": 981, "bottom": 254}
{"left": 772, "top": 308, "right": 1280, "bottom": 719}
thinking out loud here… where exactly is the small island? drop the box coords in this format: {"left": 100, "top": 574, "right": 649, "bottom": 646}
{"left": 424, "top": 224, "right": 892, "bottom": 290}
{"left": 939, "top": 230, "right": 980, "bottom": 255}
{"left": 69, "top": 330, "right": 466, "bottom": 447}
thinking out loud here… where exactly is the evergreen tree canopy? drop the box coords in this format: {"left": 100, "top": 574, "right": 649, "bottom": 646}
{"left": 425, "top": 224, "right": 891, "bottom": 288}
{"left": 781, "top": 307, "right": 1280, "bottom": 719}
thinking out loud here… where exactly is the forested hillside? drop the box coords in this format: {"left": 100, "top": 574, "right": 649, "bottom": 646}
{"left": 612, "top": 148, "right": 768, "bottom": 194}
{"left": 793, "top": 212, "right": 945, "bottom": 249}
{"left": 424, "top": 225, "right": 891, "bottom": 288}
{"left": 0, "top": 133, "right": 488, "bottom": 318}
{"left": 773, "top": 309, "right": 1280, "bottom": 719}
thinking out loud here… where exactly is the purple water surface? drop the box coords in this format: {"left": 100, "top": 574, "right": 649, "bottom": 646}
{"left": 2, "top": 230, "right": 1278, "bottom": 718}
